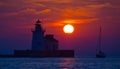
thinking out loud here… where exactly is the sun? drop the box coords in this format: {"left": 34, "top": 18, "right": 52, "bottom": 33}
{"left": 63, "top": 24, "right": 74, "bottom": 34}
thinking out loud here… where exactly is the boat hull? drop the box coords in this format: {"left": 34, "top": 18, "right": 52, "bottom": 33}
{"left": 96, "top": 54, "right": 106, "bottom": 58}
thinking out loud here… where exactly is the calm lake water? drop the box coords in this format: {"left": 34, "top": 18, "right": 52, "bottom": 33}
{"left": 0, "top": 58, "right": 120, "bottom": 69}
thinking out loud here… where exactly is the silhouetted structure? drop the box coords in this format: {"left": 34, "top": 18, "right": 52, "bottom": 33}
{"left": 32, "top": 19, "right": 45, "bottom": 51}
{"left": 31, "top": 20, "right": 59, "bottom": 51}
{"left": 96, "top": 25, "right": 106, "bottom": 58}
{"left": 44, "top": 34, "right": 58, "bottom": 51}
{"left": 0, "top": 19, "right": 74, "bottom": 58}
{"left": 14, "top": 50, "right": 74, "bottom": 57}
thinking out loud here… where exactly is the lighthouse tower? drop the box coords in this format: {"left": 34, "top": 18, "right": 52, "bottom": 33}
{"left": 32, "top": 19, "right": 45, "bottom": 51}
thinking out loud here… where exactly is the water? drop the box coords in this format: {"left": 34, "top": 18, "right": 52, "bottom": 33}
{"left": 0, "top": 58, "right": 120, "bottom": 69}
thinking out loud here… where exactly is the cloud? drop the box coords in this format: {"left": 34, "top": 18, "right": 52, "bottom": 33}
{"left": 25, "top": 0, "right": 73, "bottom": 3}
{"left": 19, "top": 8, "right": 51, "bottom": 15}
{"left": 0, "top": 8, "right": 51, "bottom": 17}
{"left": 43, "top": 18, "right": 99, "bottom": 28}
{"left": 0, "top": 2, "right": 6, "bottom": 6}
{"left": 0, "top": 0, "right": 120, "bottom": 24}
{"left": 61, "top": 8, "right": 96, "bottom": 18}
{"left": 86, "top": 3, "right": 111, "bottom": 8}
{"left": 0, "top": 1, "right": 15, "bottom": 7}
{"left": 39, "top": 9, "right": 51, "bottom": 14}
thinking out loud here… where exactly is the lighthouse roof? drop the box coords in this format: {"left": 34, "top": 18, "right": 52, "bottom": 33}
{"left": 45, "top": 34, "right": 58, "bottom": 42}
{"left": 36, "top": 19, "right": 41, "bottom": 23}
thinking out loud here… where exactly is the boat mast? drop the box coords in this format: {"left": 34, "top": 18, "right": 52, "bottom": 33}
{"left": 98, "top": 25, "right": 102, "bottom": 52}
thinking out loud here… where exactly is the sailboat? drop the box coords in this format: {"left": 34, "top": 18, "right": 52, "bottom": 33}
{"left": 96, "top": 25, "right": 106, "bottom": 58}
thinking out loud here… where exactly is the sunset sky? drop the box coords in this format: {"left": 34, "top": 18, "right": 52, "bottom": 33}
{"left": 0, "top": 0, "right": 120, "bottom": 57}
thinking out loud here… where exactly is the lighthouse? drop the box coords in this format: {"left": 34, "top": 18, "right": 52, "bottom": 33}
{"left": 31, "top": 19, "right": 45, "bottom": 51}
{"left": 4, "top": 19, "right": 74, "bottom": 57}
